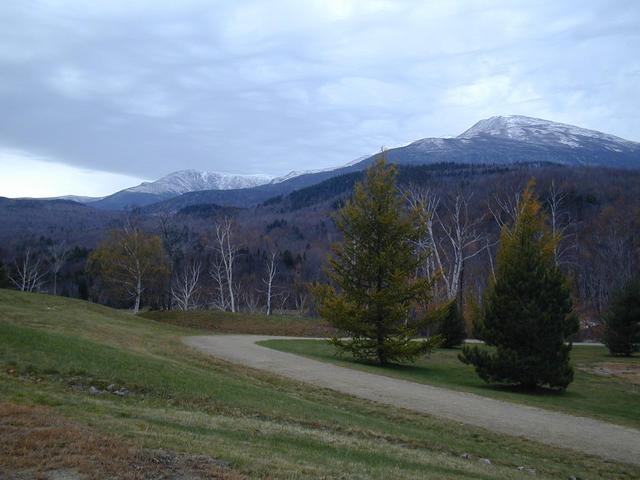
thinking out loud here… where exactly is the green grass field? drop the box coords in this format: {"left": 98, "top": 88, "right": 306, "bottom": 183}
{"left": 259, "top": 339, "right": 640, "bottom": 429}
{"left": 1, "top": 289, "right": 639, "bottom": 479}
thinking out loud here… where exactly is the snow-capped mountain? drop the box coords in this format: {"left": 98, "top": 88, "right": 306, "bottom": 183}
{"left": 93, "top": 115, "right": 639, "bottom": 211}
{"left": 127, "top": 169, "right": 272, "bottom": 195}
{"left": 93, "top": 169, "right": 273, "bottom": 210}
{"left": 458, "top": 115, "right": 637, "bottom": 152}
{"left": 271, "top": 156, "right": 371, "bottom": 184}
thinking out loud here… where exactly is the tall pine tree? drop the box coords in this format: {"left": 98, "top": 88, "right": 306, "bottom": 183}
{"left": 315, "top": 158, "right": 438, "bottom": 364}
{"left": 460, "top": 181, "right": 578, "bottom": 390}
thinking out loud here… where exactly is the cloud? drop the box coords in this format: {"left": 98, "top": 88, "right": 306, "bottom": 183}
{"left": 0, "top": 148, "right": 147, "bottom": 198}
{"left": 0, "top": 0, "right": 638, "bottom": 197}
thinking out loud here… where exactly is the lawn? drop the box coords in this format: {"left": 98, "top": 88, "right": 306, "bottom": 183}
{"left": 259, "top": 339, "right": 640, "bottom": 429}
{"left": 1, "top": 289, "right": 638, "bottom": 479}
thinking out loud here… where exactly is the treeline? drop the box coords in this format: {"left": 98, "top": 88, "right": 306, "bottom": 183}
{"left": 1, "top": 162, "right": 639, "bottom": 344}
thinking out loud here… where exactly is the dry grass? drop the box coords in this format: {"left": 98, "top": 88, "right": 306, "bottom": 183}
{"left": 140, "top": 309, "right": 335, "bottom": 337}
{"left": 0, "top": 402, "right": 243, "bottom": 480}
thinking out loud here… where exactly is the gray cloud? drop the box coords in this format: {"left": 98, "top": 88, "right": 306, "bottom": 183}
{"left": 0, "top": 0, "right": 639, "bottom": 179}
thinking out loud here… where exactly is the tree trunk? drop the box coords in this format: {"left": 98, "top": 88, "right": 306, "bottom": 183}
{"left": 133, "top": 275, "right": 142, "bottom": 314}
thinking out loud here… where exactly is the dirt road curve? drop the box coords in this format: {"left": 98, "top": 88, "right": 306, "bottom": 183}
{"left": 184, "top": 335, "right": 640, "bottom": 465}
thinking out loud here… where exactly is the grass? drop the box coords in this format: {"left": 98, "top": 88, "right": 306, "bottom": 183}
{"left": 259, "top": 339, "right": 640, "bottom": 429}
{"left": 139, "top": 309, "right": 335, "bottom": 337}
{"left": 0, "top": 289, "right": 638, "bottom": 479}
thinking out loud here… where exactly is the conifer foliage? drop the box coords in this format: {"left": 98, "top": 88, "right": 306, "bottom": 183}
{"left": 459, "top": 181, "right": 579, "bottom": 390}
{"left": 603, "top": 278, "right": 640, "bottom": 356}
{"left": 436, "top": 300, "right": 467, "bottom": 348}
{"left": 315, "top": 158, "right": 438, "bottom": 364}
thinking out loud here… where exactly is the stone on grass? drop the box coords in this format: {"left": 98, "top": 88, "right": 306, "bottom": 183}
{"left": 114, "top": 388, "right": 129, "bottom": 397}
{"left": 89, "top": 386, "right": 100, "bottom": 395}
{"left": 478, "top": 458, "right": 491, "bottom": 465}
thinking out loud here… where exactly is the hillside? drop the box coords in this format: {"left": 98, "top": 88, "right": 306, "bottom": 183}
{"left": 1, "top": 290, "right": 638, "bottom": 479}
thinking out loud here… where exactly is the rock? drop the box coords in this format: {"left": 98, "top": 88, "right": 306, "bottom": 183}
{"left": 106, "top": 384, "right": 117, "bottom": 392}
{"left": 89, "top": 386, "right": 100, "bottom": 395}
{"left": 517, "top": 466, "right": 525, "bottom": 471}
{"left": 114, "top": 388, "right": 129, "bottom": 397}
{"left": 461, "top": 453, "right": 471, "bottom": 460}
{"left": 526, "top": 468, "right": 536, "bottom": 475}
{"left": 479, "top": 458, "right": 491, "bottom": 465}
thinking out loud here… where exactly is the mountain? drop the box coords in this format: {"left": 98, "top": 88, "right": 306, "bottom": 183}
{"left": 92, "top": 169, "right": 273, "bottom": 210}
{"left": 141, "top": 116, "right": 639, "bottom": 211}
{"left": 38, "top": 195, "right": 105, "bottom": 203}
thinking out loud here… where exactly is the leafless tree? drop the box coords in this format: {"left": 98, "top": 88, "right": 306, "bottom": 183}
{"left": 262, "top": 249, "right": 278, "bottom": 316}
{"left": 546, "top": 180, "right": 575, "bottom": 266}
{"left": 213, "top": 217, "right": 239, "bottom": 312}
{"left": 241, "top": 288, "right": 261, "bottom": 314}
{"left": 294, "top": 290, "right": 308, "bottom": 317}
{"left": 170, "top": 260, "right": 201, "bottom": 311}
{"left": 208, "top": 257, "right": 226, "bottom": 310}
{"left": 406, "top": 187, "right": 485, "bottom": 303}
{"left": 9, "top": 248, "right": 47, "bottom": 293}
{"left": 49, "top": 241, "right": 69, "bottom": 295}
{"left": 488, "top": 190, "right": 521, "bottom": 233}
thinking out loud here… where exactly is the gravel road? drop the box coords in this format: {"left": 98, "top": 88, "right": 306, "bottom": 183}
{"left": 184, "top": 334, "right": 640, "bottom": 465}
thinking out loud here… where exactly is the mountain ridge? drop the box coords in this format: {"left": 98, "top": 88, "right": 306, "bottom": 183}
{"left": 80, "top": 115, "right": 640, "bottom": 211}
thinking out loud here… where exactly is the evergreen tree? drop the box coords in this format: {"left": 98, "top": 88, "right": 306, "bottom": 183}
{"left": 315, "top": 158, "right": 439, "bottom": 364}
{"left": 0, "top": 260, "right": 8, "bottom": 288}
{"left": 436, "top": 300, "right": 467, "bottom": 348}
{"left": 603, "top": 278, "right": 640, "bottom": 356}
{"left": 459, "top": 181, "right": 579, "bottom": 390}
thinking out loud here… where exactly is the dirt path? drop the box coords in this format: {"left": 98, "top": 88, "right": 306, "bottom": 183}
{"left": 184, "top": 335, "right": 640, "bottom": 466}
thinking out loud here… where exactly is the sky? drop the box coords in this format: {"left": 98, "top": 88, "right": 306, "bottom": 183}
{"left": 1, "top": 0, "right": 639, "bottom": 197}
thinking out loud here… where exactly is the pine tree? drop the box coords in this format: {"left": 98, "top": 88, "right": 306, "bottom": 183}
{"left": 315, "top": 158, "right": 438, "bottom": 364}
{"left": 603, "top": 278, "right": 640, "bottom": 356}
{"left": 459, "top": 181, "right": 579, "bottom": 390}
{"left": 436, "top": 300, "right": 467, "bottom": 348}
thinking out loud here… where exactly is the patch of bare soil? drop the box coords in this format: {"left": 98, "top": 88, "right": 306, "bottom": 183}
{"left": 0, "top": 402, "right": 243, "bottom": 480}
{"left": 579, "top": 362, "right": 640, "bottom": 384}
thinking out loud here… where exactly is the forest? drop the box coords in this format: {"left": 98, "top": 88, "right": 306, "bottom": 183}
{"left": 1, "top": 161, "right": 639, "bottom": 340}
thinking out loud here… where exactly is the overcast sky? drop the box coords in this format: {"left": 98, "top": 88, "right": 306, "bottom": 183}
{"left": 1, "top": 0, "right": 639, "bottom": 197}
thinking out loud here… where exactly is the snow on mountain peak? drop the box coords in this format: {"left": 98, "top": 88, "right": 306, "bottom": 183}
{"left": 127, "top": 169, "right": 273, "bottom": 195}
{"left": 458, "top": 115, "right": 636, "bottom": 151}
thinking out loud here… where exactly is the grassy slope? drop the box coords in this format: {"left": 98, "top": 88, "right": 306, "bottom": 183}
{"left": 259, "top": 339, "right": 640, "bottom": 429}
{"left": 0, "top": 290, "right": 637, "bottom": 479}
{"left": 140, "top": 309, "right": 334, "bottom": 337}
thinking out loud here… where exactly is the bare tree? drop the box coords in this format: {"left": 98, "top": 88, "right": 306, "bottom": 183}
{"left": 49, "top": 241, "right": 69, "bottom": 296}
{"left": 488, "top": 190, "right": 521, "bottom": 233}
{"left": 241, "top": 288, "right": 261, "bottom": 314}
{"left": 171, "top": 260, "right": 202, "bottom": 311}
{"left": 213, "top": 217, "right": 239, "bottom": 312}
{"left": 262, "top": 249, "right": 278, "bottom": 316}
{"left": 9, "top": 248, "right": 46, "bottom": 293}
{"left": 294, "top": 290, "right": 308, "bottom": 317}
{"left": 209, "top": 256, "right": 228, "bottom": 311}
{"left": 546, "top": 180, "right": 575, "bottom": 266}
{"left": 437, "top": 195, "right": 485, "bottom": 305}
{"left": 406, "top": 187, "right": 485, "bottom": 303}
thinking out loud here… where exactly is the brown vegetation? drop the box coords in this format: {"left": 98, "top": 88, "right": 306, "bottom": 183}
{"left": 0, "top": 402, "right": 242, "bottom": 480}
{"left": 140, "top": 310, "right": 335, "bottom": 337}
